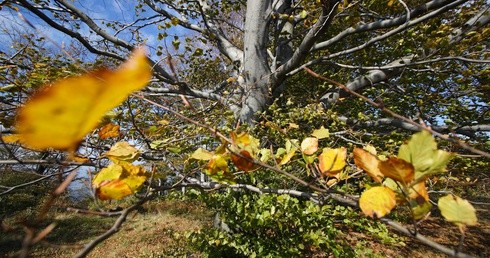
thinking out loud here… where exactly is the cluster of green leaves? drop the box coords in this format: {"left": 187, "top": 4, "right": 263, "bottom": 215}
{"left": 188, "top": 190, "right": 389, "bottom": 257}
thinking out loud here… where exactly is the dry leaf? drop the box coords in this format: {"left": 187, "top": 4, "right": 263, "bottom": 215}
{"left": 353, "top": 148, "right": 384, "bottom": 183}
{"left": 98, "top": 123, "right": 120, "bottom": 139}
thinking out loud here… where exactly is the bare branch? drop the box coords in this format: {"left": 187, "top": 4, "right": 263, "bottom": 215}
{"left": 338, "top": 116, "right": 490, "bottom": 138}
{"left": 313, "top": 0, "right": 464, "bottom": 51}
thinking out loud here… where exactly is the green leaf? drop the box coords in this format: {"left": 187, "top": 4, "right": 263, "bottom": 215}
{"left": 311, "top": 126, "right": 329, "bottom": 139}
{"left": 438, "top": 194, "right": 477, "bottom": 229}
{"left": 398, "top": 131, "right": 453, "bottom": 180}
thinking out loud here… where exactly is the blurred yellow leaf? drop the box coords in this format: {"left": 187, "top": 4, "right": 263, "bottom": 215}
{"left": 318, "top": 147, "right": 347, "bottom": 176}
{"left": 359, "top": 186, "right": 396, "bottom": 218}
{"left": 438, "top": 194, "right": 477, "bottom": 230}
{"left": 98, "top": 123, "right": 120, "bottom": 139}
{"left": 157, "top": 119, "right": 170, "bottom": 126}
{"left": 301, "top": 137, "right": 318, "bottom": 155}
{"left": 190, "top": 148, "right": 214, "bottom": 161}
{"left": 1, "top": 134, "right": 22, "bottom": 144}
{"left": 378, "top": 157, "right": 414, "bottom": 185}
{"left": 104, "top": 141, "right": 140, "bottom": 163}
{"left": 353, "top": 148, "right": 384, "bottom": 183}
{"left": 15, "top": 47, "right": 151, "bottom": 151}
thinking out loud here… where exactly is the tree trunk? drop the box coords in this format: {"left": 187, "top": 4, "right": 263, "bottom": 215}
{"left": 238, "top": 0, "right": 273, "bottom": 124}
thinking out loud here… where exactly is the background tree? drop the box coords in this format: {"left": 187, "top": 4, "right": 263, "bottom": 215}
{"left": 0, "top": 0, "right": 489, "bottom": 257}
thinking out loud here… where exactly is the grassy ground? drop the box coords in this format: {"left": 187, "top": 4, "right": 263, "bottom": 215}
{"left": 1, "top": 199, "right": 212, "bottom": 257}
{"left": 1, "top": 175, "right": 488, "bottom": 257}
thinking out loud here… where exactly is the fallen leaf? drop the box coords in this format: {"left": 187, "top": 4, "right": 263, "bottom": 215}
{"left": 15, "top": 47, "right": 151, "bottom": 151}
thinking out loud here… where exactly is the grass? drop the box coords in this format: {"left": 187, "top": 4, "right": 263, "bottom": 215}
{"left": 1, "top": 198, "right": 213, "bottom": 257}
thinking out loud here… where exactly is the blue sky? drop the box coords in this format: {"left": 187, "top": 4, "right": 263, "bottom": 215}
{"left": 0, "top": 0, "right": 192, "bottom": 60}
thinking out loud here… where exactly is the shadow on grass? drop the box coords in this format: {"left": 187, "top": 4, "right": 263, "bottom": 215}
{"left": 0, "top": 214, "right": 116, "bottom": 256}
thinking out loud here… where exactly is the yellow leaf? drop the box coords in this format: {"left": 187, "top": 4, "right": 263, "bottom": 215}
{"left": 1, "top": 134, "right": 22, "bottom": 144}
{"left": 359, "top": 186, "right": 397, "bottom": 218}
{"left": 92, "top": 163, "right": 124, "bottom": 188}
{"left": 92, "top": 162, "right": 148, "bottom": 200}
{"left": 311, "top": 126, "right": 329, "bottom": 139}
{"left": 318, "top": 147, "right": 347, "bottom": 176}
{"left": 301, "top": 137, "right": 318, "bottom": 155}
{"left": 353, "top": 148, "right": 384, "bottom": 183}
{"left": 157, "top": 119, "right": 170, "bottom": 125}
{"left": 95, "top": 179, "right": 133, "bottom": 200}
{"left": 15, "top": 47, "right": 151, "bottom": 151}
{"left": 98, "top": 123, "right": 120, "bottom": 139}
{"left": 104, "top": 141, "right": 140, "bottom": 163}
{"left": 205, "top": 154, "right": 229, "bottom": 175}
{"left": 190, "top": 148, "right": 214, "bottom": 161}
{"left": 409, "top": 181, "right": 429, "bottom": 202}
{"left": 378, "top": 157, "right": 414, "bottom": 185}
{"left": 438, "top": 194, "right": 478, "bottom": 230}
{"left": 398, "top": 131, "right": 453, "bottom": 179}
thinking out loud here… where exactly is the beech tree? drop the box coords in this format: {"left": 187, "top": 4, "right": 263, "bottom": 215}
{"left": 0, "top": 0, "right": 489, "bottom": 257}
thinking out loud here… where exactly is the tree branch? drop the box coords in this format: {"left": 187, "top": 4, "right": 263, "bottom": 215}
{"left": 338, "top": 116, "right": 490, "bottom": 138}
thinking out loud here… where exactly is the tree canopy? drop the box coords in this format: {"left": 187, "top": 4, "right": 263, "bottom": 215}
{"left": 0, "top": 0, "right": 489, "bottom": 257}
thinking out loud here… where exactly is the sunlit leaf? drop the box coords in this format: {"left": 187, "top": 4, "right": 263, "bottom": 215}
{"left": 92, "top": 163, "right": 123, "bottom": 187}
{"left": 438, "top": 194, "right": 477, "bottom": 230}
{"left": 205, "top": 154, "right": 235, "bottom": 184}
{"left": 104, "top": 141, "right": 140, "bottom": 163}
{"left": 353, "top": 148, "right": 383, "bottom": 183}
{"left": 205, "top": 154, "right": 230, "bottom": 175}
{"left": 15, "top": 47, "right": 151, "bottom": 151}
{"left": 190, "top": 148, "right": 214, "bottom": 161}
{"left": 359, "top": 186, "right": 397, "bottom": 218}
{"left": 277, "top": 139, "right": 299, "bottom": 165}
{"left": 318, "top": 147, "right": 347, "bottom": 176}
{"left": 408, "top": 181, "right": 429, "bottom": 202}
{"left": 398, "top": 131, "right": 453, "bottom": 179}
{"left": 259, "top": 148, "right": 272, "bottom": 162}
{"left": 98, "top": 123, "right": 120, "bottom": 139}
{"left": 95, "top": 179, "right": 133, "bottom": 200}
{"left": 92, "top": 162, "right": 148, "bottom": 200}
{"left": 311, "top": 126, "right": 329, "bottom": 139}
{"left": 301, "top": 137, "right": 318, "bottom": 155}
{"left": 378, "top": 157, "right": 414, "bottom": 185}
